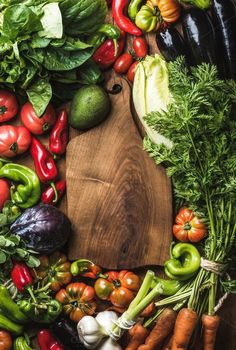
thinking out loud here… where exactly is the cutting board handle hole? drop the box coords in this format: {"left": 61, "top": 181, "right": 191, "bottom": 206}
{"left": 105, "top": 84, "right": 122, "bottom": 95}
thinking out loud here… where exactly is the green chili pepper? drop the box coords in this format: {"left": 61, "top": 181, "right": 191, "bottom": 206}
{"left": 98, "top": 24, "right": 120, "bottom": 40}
{"left": 128, "top": 0, "right": 145, "bottom": 20}
{"left": 151, "top": 277, "right": 184, "bottom": 296}
{"left": 0, "top": 285, "right": 28, "bottom": 324}
{"left": 0, "top": 163, "right": 41, "bottom": 209}
{"left": 0, "top": 314, "right": 23, "bottom": 335}
{"left": 98, "top": 24, "right": 120, "bottom": 55}
{"left": 87, "top": 33, "right": 106, "bottom": 49}
{"left": 18, "top": 299, "right": 62, "bottom": 324}
{"left": 13, "top": 336, "right": 33, "bottom": 350}
{"left": 164, "top": 243, "right": 201, "bottom": 281}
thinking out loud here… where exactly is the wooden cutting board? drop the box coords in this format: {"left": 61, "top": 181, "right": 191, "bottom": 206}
{"left": 66, "top": 72, "right": 173, "bottom": 269}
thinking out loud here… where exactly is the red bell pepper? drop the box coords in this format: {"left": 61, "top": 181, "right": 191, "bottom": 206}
{"left": 10, "top": 262, "right": 33, "bottom": 292}
{"left": 30, "top": 137, "right": 59, "bottom": 202}
{"left": 37, "top": 329, "right": 64, "bottom": 350}
{"left": 49, "top": 110, "right": 69, "bottom": 158}
{"left": 41, "top": 180, "right": 66, "bottom": 205}
{"left": 92, "top": 31, "right": 126, "bottom": 70}
{"left": 112, "top": 0, "right": 142, "bottom": 36}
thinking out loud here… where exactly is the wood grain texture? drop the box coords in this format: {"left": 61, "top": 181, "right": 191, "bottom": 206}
{"left": 66, "top": 73, "right": 172, "bottom": 269}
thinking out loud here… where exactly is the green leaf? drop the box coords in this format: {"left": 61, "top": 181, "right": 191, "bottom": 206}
{"left": 0, "top": 214, "right": 7, "bottom": 227}
{"left": 26, "top": 255, "right": 40, "bottom": 268}
{"left": 26, "top": 78, "right": 52, "bottom": 116}
{"left": 2, "top": 5, "right": 43, "bottom": 40}
{"left": 78, "top": 59, "right": 103, "bottom": 85}
{"left": 16, "top": 248, "right": 28, "bottom": 258}
{"left": 0, "top": 251, "right": 7, "bottom": 264}
{"left": 38, "top": 3, "right": 63, "bottom": 39}
{"left": 43, "top": 47, "right": 93, "bottom": 71}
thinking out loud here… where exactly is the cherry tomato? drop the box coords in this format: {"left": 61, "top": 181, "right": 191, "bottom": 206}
{"left": 0, "top": 179, "right": 10, "bottom": 211}
{"left": 133, "top": 37, "right": 148, "bottom": 58}
{"left": 127, "top": 61, "right": 139, "bottom": 82}
{"left": 114, "top": 53, "right": 133, "bottom": 74}
{"left": 0, "top": 125, "right": 31, "bottom": 158}
{"left": 0, "top": 90, "right": 18, "bottom": 123}
{"left": 21, "top": 102, "right": 56, "bottom": 135}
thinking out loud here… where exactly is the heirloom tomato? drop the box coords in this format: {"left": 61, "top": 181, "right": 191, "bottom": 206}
{"left": 55, "top": 283, "right": 96, "bottom": 322}
{"left": 95, "top": 270, "right": 141, "bottom": 308}
{"left": 173, "top": 207, "right": 207, "bottom": 243}
{"left": 0, "top": 179, "right": 10, "bottom": 211}
{"left": 32, "top": 252, "right": 72, "bottom": 292}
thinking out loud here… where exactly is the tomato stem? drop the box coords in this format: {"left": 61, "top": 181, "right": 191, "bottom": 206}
{"left": 10, "top": 142, "right": 18, "bottom": 153}
{"left": 0, "top": 106, "right": 7, "bottom": 114}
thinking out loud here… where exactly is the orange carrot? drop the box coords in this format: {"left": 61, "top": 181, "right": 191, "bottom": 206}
{"left": 161, "top": 334, "right": 173, "bottom": 350}
{"left": 125, "top": 323, "right": 149, "bottom": 350}
{"left": 171, "top": 308, "right": 198, "bottom": 350}
{"left": 138, "top": 308, "right": 177, "bottom": 350}
{"left": 140, "top": 302, "right": 156, "bottom": 318}
{"left": 201, "top": 314, "right": 220, "bottom": 350}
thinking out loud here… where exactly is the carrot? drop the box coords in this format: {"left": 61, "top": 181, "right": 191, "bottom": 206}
{"left": 125, "top": 323, "right": 149, "bottom": 350}
{"left": 201, "top": 314, "right": 220, "bottom": 350}
{"left": 161, "top": 335, "right": 173, "bottom": 350}
{"left": 138, "top": 308, "right": 177, "bottom": 350}
{"left": 140, "top": 302, "right": 156, "bottom": 318}
{"left": 171, "top": 308, "right": 198, "bottom": 350}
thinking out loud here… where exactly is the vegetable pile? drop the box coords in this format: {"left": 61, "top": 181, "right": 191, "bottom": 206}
{"left": 0, "top": 0, "right": 236, "bottom": 349}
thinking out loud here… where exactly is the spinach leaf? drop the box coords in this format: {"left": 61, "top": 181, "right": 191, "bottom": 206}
{"left": 2, "top": 5, "right": 43, "bottom": 40}
{"left": 26, "top": 78, "right": 52, "bottom": 116}
{"left": 43, "top": 47, "right": 93, "bottom": 71}
{"left": 78, "top": 59, "right": 103, "bottom": 85}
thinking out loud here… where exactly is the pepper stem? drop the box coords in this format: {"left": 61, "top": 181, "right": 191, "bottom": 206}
{"left": 27, "top": 286, "right": 37, "bottom": 303}
{"left": 113, "top": 39, "right": 118, "bottom": 57}
{"left": 50, "top": 182, "right": 58, "bottom": 203}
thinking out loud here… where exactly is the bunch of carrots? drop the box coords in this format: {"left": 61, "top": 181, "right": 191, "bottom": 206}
{"left": 125, "top": 308, "right": 220, "bottom": 350}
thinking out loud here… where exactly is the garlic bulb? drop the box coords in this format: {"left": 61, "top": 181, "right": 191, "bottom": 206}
{"left": 77, "top": 316, "right": 105, "bottom": 349}
{"left": 77, "top": 311, "right": 119, "bottom": 349}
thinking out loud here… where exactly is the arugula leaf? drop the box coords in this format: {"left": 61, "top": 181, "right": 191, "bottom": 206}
{"left": 26, "top": 78, "right": 52, "bottom": 116}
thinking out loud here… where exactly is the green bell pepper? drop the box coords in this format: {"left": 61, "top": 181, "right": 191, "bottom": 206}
{"left": 14, "top": 336, "right": 33, "bottom": 350}
{"left": 164, "top": 243, "right": 201, "bottom": 281}
{"left": 135, "top": 5, "right": 160, "bottom": 32}
{"left": 128, "top": 0, "right": 145, "bottom": 21}
{"left": 0, "top": 163, "right": 41, "bottom": 209}
{"left": 0, "top": 313, "right": 23, "bottom": 335}
{"left": 0, "top": 285, "right": 28, "bottom": 324}
{"left": 19, "top": 299, "right": 62, "bottom": 324}
{"left": 98, "top": 24, "right": 120, "bottom": 41}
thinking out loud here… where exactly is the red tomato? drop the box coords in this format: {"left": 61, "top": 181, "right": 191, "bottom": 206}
{"left": 127, "top": 61, "right": 139, "bottom": 82}
{"left": 114, "top": 53, "right": 133, "bottom": 74}
{"left": 0, "top": 179, "right": 10, "bottom": 211}
{"left": 0, "top": 90, "right": 18, "bottom": 123}
{"left": 173, "top": 207, "right": 207, "bottom": 242}
{"left": 0, "top": 125, "right": 31, "bottom": 158}
{"left": 21, "top": 102, "right": 56, "bottom": 135}
{"left": 133, "top": 37, "right": 148, "bottom": 58}
{"left": 95, "top": 270, "right": 141, "bottom": 308}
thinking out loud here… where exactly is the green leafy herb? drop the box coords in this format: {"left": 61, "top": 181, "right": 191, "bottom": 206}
{"left": 144, "top": 57, "right": 236, "bottom": 315}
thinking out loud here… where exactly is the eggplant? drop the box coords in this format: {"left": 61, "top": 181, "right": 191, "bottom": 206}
{"left": 211, "top": 0, "right": 236, "bottom": 80}
{"left": 10, "top": 204, "right": 72, "bottom": 254}
{"left": 51, "top": 317, "right": 85, "bottom": 350}
{"left": 156, "top": 27, "right": 189, "bottom": 63}
{"left": 182, "top": 8, "right": 217, "bottom": 67}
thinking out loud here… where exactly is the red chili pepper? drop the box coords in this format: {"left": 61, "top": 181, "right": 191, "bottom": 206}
{"left": 92, "top": 31, "right": 126, "bottom": 70}
{"left": 41, "top": 180, "right": 66, "bottom": 205}
{"left": 30, "top": 137, "right": 59, "bottom": 202}
{"left": 37, "top": 329, "right": 64, "bottom": 350}
{"left": 10, "top": 262, "right": 33, "bottom": 292}
{"left": 112, "top": 0, "right": 142, "bottom": 36}
{"left": 49, "top": 110, "right": 69, "bottom": 157}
